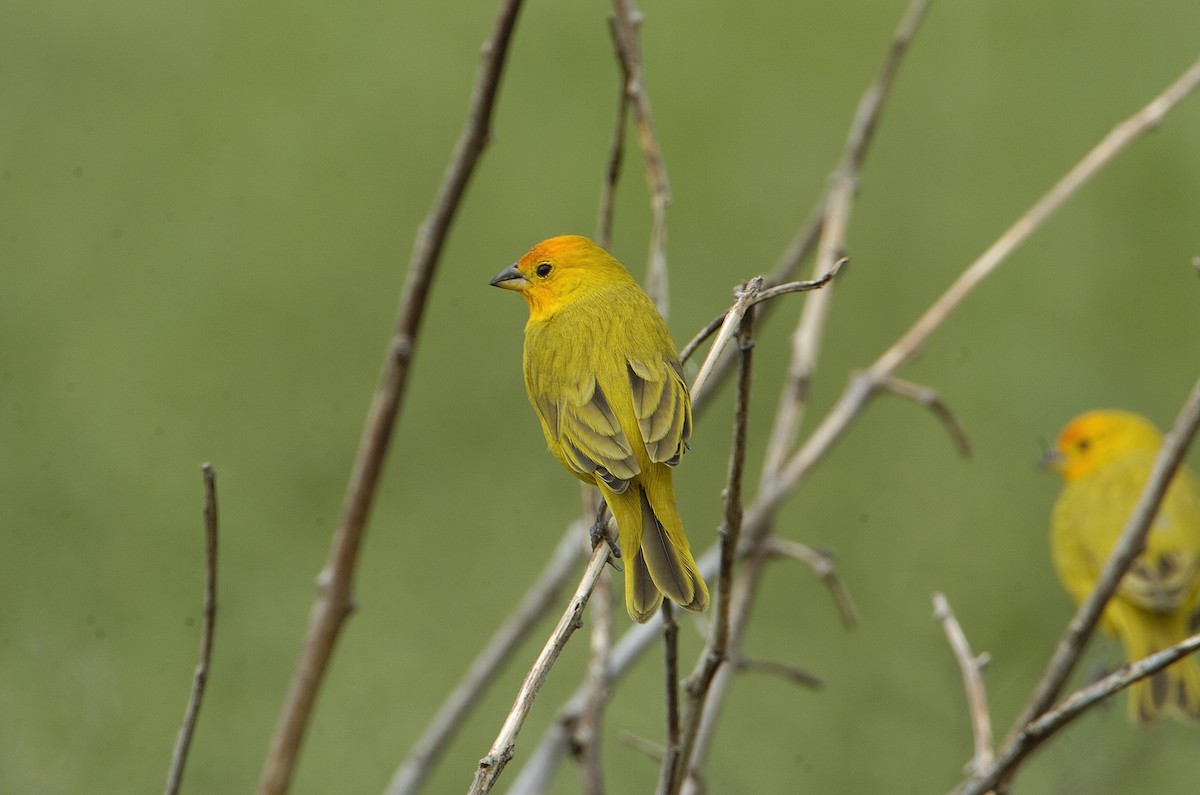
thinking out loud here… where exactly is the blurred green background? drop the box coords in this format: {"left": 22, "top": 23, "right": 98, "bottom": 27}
{"left": 4, "top": 0, "right": 1200, "bottom": 792}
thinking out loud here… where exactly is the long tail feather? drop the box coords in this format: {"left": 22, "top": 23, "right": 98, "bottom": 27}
{"left": 1116, "top": 607, "right": 1200, "bottom": 723}
{"left": 606, "top": 482, "right": 709, "bottom": 622}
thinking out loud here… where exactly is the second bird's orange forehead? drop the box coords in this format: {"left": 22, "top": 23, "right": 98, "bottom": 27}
{"left": 519, "top": 235, "right": 593, "bottom": 266}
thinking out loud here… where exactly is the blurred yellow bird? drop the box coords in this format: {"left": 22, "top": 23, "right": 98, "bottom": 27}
{"left": 491, "top": 235, "right": 708, "bottom": 622}
{"left": 1045, "top": 410, "right": 1200, "bottom": 723}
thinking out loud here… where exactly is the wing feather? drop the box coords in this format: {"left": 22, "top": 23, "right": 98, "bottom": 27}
{"left": 628, "top": 357, "right": 691, "bottom": 466}
{"left": 545, "top": 376, "right": 639, "bottom": 492}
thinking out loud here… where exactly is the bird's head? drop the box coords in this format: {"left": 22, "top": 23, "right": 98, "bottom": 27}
{"left": 1043, "top": 410, "right": 1163, "bottom": 482}
{"left": 490, "top": 235, "right": 632, "bottom": 319}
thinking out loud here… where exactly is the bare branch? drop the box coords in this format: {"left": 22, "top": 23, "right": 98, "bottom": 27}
{"left": 673, "top": 309, "right": 756, "bottom": 793}
{"left": 679, "top": 263, "right": 845, "bottom": 366}
{"left": 576, "top": 562, "right": 613, "bottom": 795}
{"left": 762, "top": 537, "right": 858, "bottom": 629}
{"left": 596, "top": 17, "right": 631, "bottom": 251}
{"left": 689, "top": 278, "right": 762, "bottom": 398}
{"left": 957, "top": 632, "right": 1200, "bottom": 795}
{"left": 690, "top": 0, "right": 931, "bottom": 416}
{"left": 573, "top": 485, "right": 613, "bottom": 795}
{"left": 881, "top": 376, "right": 972, "bottom": 458}
{"left": 256, "top": 4, "right": 527, "bottom": 793}
{"left": 870, "top": 56, "right": 1200, "bottom": 381}
{"left": 386, "top": 524, "right": 584, "bottom": 795}
{"left": 468, "top": 544, "right": 612, "bottom": 795}
{"left": 618, "top": 731, "right": 665, "bottom": 762}
{"left": 734, "top": 657, "right": 823, "bottom": 690}
{"left": 655, "top": 602, "right": 681, "bottom": 795}
{"left": 932, "top": 593, "right": 994, "bottom": 777}
{"left": 164, "top": 463, "right": 219, "bottom": 795}
{"left": 610, "top": 0, "right": 671, "bottom": 313}
{"left": 678, "top": 551, "right": 772, "bottom": 795}
{"left": 767, "top": 0, "right": 938, "bottom": 477}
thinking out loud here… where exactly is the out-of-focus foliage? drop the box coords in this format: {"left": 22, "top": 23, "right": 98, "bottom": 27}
{"left": 2, "top": 1, "right": 1199, "bottom": 793}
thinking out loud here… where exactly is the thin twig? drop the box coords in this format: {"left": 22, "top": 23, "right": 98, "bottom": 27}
{"left": 386, "top": 523, "right": 584, "bottom": 795}
{"left": 618, "top": 731, "right": 665, "bottom": 762}
{"left": 596, "top": 16, "right": 631, "bottom": 251}
{"left": 256, "top": 4, "right": 526, "bottom": 793}
{"left": 468, "top": 544, "right": 612, "bottom": 795}
{"left": 881, "top": 376, "right": 973, "bottom": 458}
{"left": 673, "top": 306, "right": 756, "bottom": 794}
{"left": 762, "top": 537, "right": 858, "bottom": 629}
{"left": 163, "top": 463, "right": 219, "bottom": 795}
{"left": 679, "top": 550, "right": 772, "bottom": 795}
{"left": 655, "top": 601, "right": 681, "bottom": 795}
{"left": 734, "top": 657, "right": 824, "bottom": 690}
{"left": 610, "top": 0, "right": 671, "bottom": 314}
{"left": 689, "top": 279, "right": 763, "bottom": 398}
{"left": 956, "top": 632, "right": 1200, "bottom": 795}
{"left": 772, "top": 0, "right": 937, "bottom": 482}
{"left": 574, "top": 486, "right": 612, "bottom": 795}
{"left": 956, "top": 373, "right": 1200, "bottom": 795}
{"left": 576, "top": 559, "right": 612, "bottom": 795}
{"left": 932, "top": 593, "right": 994, "bottom": 776}
{"left": 679, "top": 263, "right": 845, "bottom": 366}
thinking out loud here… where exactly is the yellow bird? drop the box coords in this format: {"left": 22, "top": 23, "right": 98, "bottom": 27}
{"left": 1045, "top": 410, "right": 1200, "bottom": 723}
{"left": 491, "top": 235, "right": 708, "bottom": 622}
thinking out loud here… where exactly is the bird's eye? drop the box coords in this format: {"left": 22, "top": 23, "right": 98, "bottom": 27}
{"left": 1076, "top": 439, "right": 1091, "bottom": 452}
{"left": 536, "top": 262, "right": 552, "bottom": 278}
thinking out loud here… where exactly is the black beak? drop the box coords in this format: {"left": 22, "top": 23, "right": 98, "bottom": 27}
{"left": 1038, "top": 447, "right": 1064, "bottom": 471}
{"left": 489, "top": 263, "right": 528, "bottom": 289}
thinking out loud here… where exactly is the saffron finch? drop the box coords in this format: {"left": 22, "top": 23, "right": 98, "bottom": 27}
{"left": 490, "top": 235, "right": 709, "bottom": 622}
{"left": 1045, "top": 410, "right": 1200, "bottom": 723}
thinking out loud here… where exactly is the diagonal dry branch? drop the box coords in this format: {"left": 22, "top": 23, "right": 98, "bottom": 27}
{"left": 610, "top": 0, "right": 671, "bottom": 313}
{"left": 933, "top": 592, "right": 994, "bottom": 777}
{"left": 385, "top": 524, "right": 584, "bottom": 795}
{"left": 467, "top": 545, "right": 613, "bottom": 795}
{"left": 256, "top": 2, "right": 528, "bottom": 793}
{"left": 693, "top": 0, "right": 932, "bottom": 415}
{"left": 992, "top": 631, "right": 1200, "bottom": 779}
{"left": 671, "top": 302, "right": 756, "bottom": 794}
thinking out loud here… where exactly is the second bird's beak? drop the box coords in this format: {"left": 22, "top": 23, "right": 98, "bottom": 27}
{"left": 1039, "top": 446, "right": 1065, "bottom": 472}
{"left": 489, "top": 263, "right": 528, "bottom": 291}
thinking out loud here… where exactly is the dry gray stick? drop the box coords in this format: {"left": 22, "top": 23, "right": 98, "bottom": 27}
{"left": 957, "top": 631, "right": 1200, "bottom": 795}
{"left": 679, "top": 264, "right": 844, "bottom": 367}
{"left": 762, "top": 0, "right": 938, "bottom": 469}
{"left": 468, "top": 544, "right": 612, "bottom": 795}
{"left": 671, "top": 303, "right": 756, "bottom": 794}
{"left": 763, "top": 537, "right": 858, "bottom": 629}
{"left": 257, "top": 3, "right": 528, "bottom": 792}
{"left": 576, "top": 559, "right": 613, "bottom": 795}
{"left": 596, "top": 16, "right": 631, "bottom": 251}
{"left": 610, "top": 0, "right": 671, "bottom": 314}
{"left": 932, "top": 592, "right": 994, "bottom": 776}
{"left": 734, "top": 657, "right": 823, "bottom": 690}
{"left": 163, "top": 463, "right": 219, "bottom": 795}
{"left": 385, "top": 524, "right": 584, "bottom": 795}
{"left": 881, "top": 377, "right": 973, "bottom": 458}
